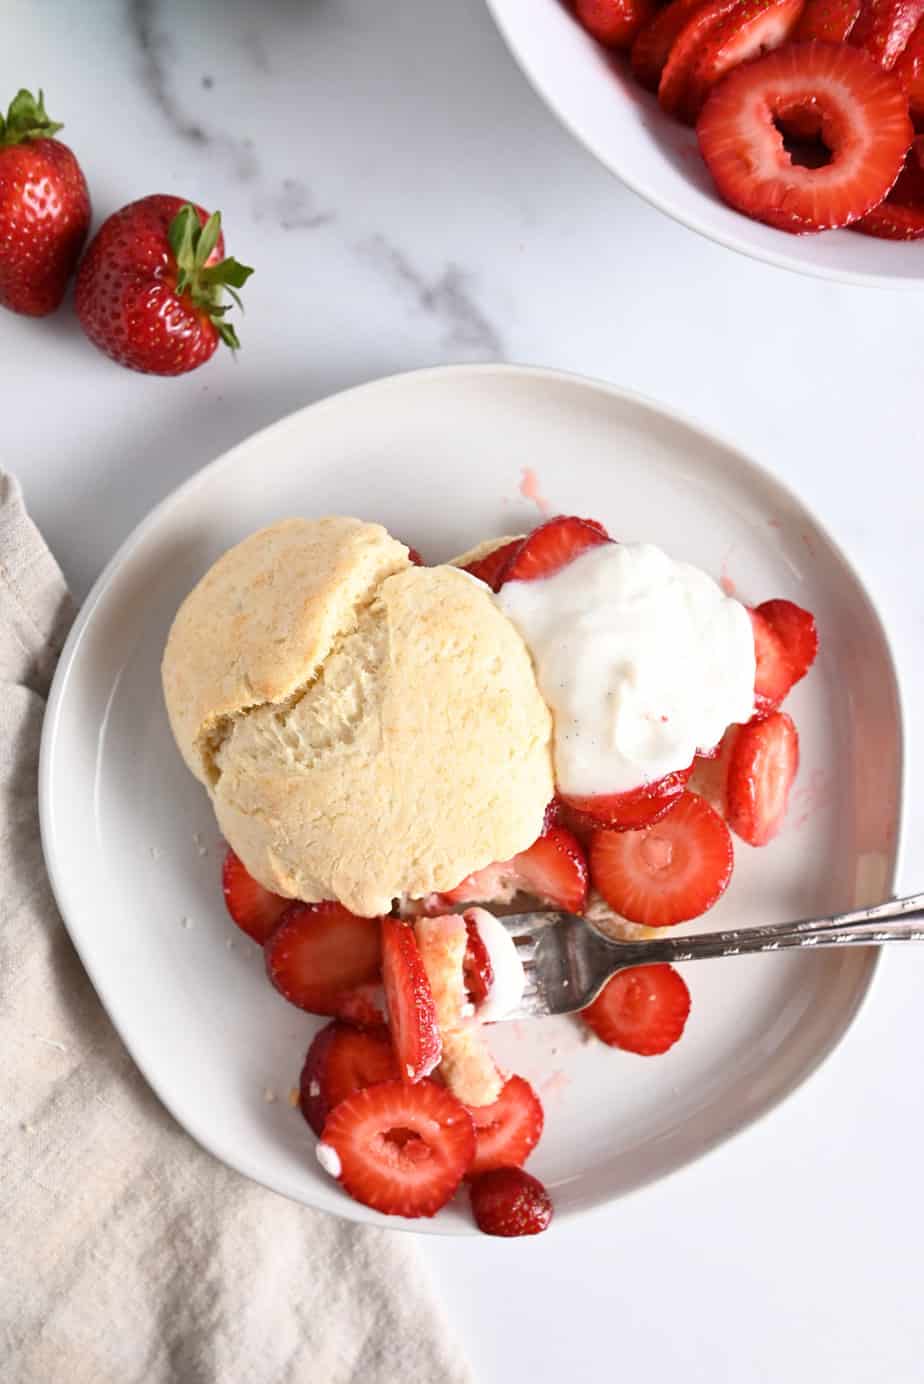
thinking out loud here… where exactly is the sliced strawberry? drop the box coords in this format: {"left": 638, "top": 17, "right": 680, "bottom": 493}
{"left": 319, "top": 1079, "right": 475, "bottom": 1218}
{"left": 895, "top": 17, "right": 924, "bottom": 116}
{"left": 687, "top": 0, "right": 807, "bottom": 118}
{"left": 854, "top": 133, "right": 924, "bottom": 233}
{"left": 498, "top": 515, "right": 611, "bottom": 585}
{"left": 851, "top": 0, "right": 924, "bottom": 67}
{"left": 756, "top": 598, "right": 819, "bottom": 685}
{"left": 658, "top": 0, "right": 746, "bottom": 118}
{"left": 299, "top": 1022, "right": 399, "bottom": 1136}
{"left": 562, "top": 763, "right": 694, "bottom": 833}
{"left": 264, "top": 902, "right": 382, "bottom": 1015}
{"left": 573, "top": 0, "right": 657, "bottom": 46}
{"left": 334, "top": 983, "right": 387, "bottom": 1027}
{"left": 442, "top": 826, "right": 589, "bottom": 913}
{"left": 406, "top": 546, "right": 424, "bottom": 565}
{"left": 725, "top": 711, "right": 800, "bottom": 846}
{"left": 461, "top": 538, "right": 523, "bottom": 592}
{"left": 469, "top": 1167, "right": 553, "bottom": 1237}
{"left": 463, "top": 914, "right": 494, "bottom": 1006}
{"left": 465, "top": 1075, "right": 544, "bottom": 1177}
{"left": 796, "top": 0, "right": 863, "bottom": 41}
{"left": 632, "top": 0, "right": 712, "bottom": 89}
{"left": 581, "top": 963, "right": 691, "bottom": 1054}
{"left": 381, "top": 917, "right": 442, "bottom": 1083}
{"left": 221, "top": 847, "right": 289, "bottom": 944}
{"left": 751, "top": 608, "right": 797, "bottom": 714}
{"left": 697, "top": 41, "right": 913, "bottom": 233}
{"left": 589, "top": 790, "right": 733, "bottom": 927}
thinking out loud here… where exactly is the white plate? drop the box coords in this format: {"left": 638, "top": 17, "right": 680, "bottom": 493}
{"left": 40, "top": 364, "right": 904, "bottom": 1234}
{"left": 485, "top": 0, "right": 924, "bottom": 289}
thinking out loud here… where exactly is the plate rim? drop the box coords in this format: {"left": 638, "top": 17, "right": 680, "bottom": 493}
{"left": 39, "top": 361, "right": 907, "bottom": 1234}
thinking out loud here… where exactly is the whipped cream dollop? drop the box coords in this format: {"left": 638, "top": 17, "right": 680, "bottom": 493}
{"left": 497, "top": 542, "right": 755, "bottom": 797}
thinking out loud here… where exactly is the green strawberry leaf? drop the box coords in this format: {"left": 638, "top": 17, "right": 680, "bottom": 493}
{"left": 167, "top": 203, "right": 254, "bottom": 352}
{"left": 0, "top": 88, "right": 64, "bottom": 146}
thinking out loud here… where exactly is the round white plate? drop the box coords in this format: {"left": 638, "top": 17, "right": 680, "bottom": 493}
{"left": 40, "top": 364, "right": 904, "bottom": 1234}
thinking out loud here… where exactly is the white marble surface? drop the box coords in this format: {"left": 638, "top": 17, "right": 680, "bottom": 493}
{"left": 4, "top": 2, "right": 924, "bottom": 1380}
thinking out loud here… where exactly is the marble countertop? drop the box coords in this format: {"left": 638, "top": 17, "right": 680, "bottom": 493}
{"left": 4, "top": 2, "right": 924, "bottom": 1380}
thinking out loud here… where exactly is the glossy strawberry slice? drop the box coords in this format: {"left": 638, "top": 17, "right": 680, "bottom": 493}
{"left": 581, "top": 963, "right": 691, "bottom": 1054}
{"left": 465, "top": 1075, "right": 545, "bottom": 1177}
{"left": 222, "top": 847, "right": 289, "bottom": 944}
{"left": 319, "top": 1079, "right": 475, "bottom": 1218}
{"left": 264, "top": 902, "right": 382, "bottom": 1015}
{"left": 469, "top": 1167, "right": 553, "bottom": 1237}
{"left": 299, "top": 1022, "right": 400, "bottom": 1136}
{"left": 632, "top": 0, "right": 711, "bottom": 88}
{"left": 381, "top": 917, "right": 442, "bottom": 1083}
{"left": 855, "top": 134, "right": 924, "bottom": 234}
{"left": 751, "top": 608, "right": 798, "bottom": 714}
{"left": 573, "top": 0, "right": 657, "bottom": 45}
{"left": 498, "top": 515, "right": 611, "bottom": 585}
{"left": 589, "top": 791, "right": 733, "bottom": 927}
{"left": 697, "top": 41, "right": 913, "bottom": 232}
{"left": 461, "top": 538, "right": 523, "bottom": 591}
{"left": 756, "top": 598, "right": 819, "bottom": 685}
{"left": 687, "top": 0, "right": 807, "bottom": 118}
{"left": 442, "top": 826, "right": 589, "bottom": 914}
{"left": 725, "top": 711, "right": 800, "bottom": 846}
{"left": 851, "top": 0, "right": 924, "bottom": 67}
{"left": 658, "top": 0, "right": 743, "bottom": 117}
{"left": 796, "top": 0, "right": 863, "bottom": 41}
{"left": 562, "top": 764, "right": 694, "bottom": 832}
{"left": 463, "top": 913, "right": 494, "bottom": 1006}
{"left": 895, "top": 17, "right": 924, "bottom": 116}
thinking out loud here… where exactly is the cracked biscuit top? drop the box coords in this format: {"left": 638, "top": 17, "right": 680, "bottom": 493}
{"left": 161, "top": 517, "right": 554, "bottom": 917}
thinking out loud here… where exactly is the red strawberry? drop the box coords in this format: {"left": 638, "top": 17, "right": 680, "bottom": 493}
{"left": 469, "top": 1167, "right": 553, "bottom": 1237}
{"left": 319, "top": 1079, "right": 475, "bottom": 1218}
{"left": 633, "top": 0, "right": 713, "bottom": 89}
{"left": 498, "top": 515, "right": 611, "bottom": 585}
{"left": 658, "top": 0, "right": 745, "bottom": 118}
{"left": 725, "top": 711, "right": 800, "bottom": 845}
{"left": 406, "top": 546, "right": 424, "bottom": 565}
{"left": 573, "top": 0, "right": 657, "bottom": 46}
{"left": 463, "top": 913, "right": 494, "bottom": 1006}
{"left": 895, "top": 16, "right": 924, "bottom": 116}
{"left": 0, "top": 88, "right": 90, "bottom": 316}
{"left": 299, "top": 1022, "right": 400, "bottom": 1136}
{"left": 686, "top": 0, "right": 807, "bottom": 118}
{"left": 333, "top": 983, "right": 387, "bottom": 1028}
{"left": 381, "top": 918, "right": 442, "bottom": 1083}
{"left": 442, "top": 825, "right": 589, "bottom": 914}
{"left": 222, "top": 847, "right": 290, "bottom": 944}
{"left": 756, "top": 598, "right": 819, "bottom": 685}
{"left": 75, "top": 195, "right": 253, "bottom": 375}
{"left": 265, "top": 902, "right": 382, "bottom": 1015}
{"left": 581, "top": 963, "right": 691, "bottom": 1054}
{"left": 751, "top": 608, "right": 798, "bottom": 714}
{"left": 562, "top": 763, "right": 694, "bottom": 833}
{"left": 797, "top": 0, "right": 863, "bottom": 41}
{"left": 589, "top": 790, "right": 733, "bottom": 927}
{"left": 851, "top": 0, "right": 924, "bottom": 66}
{"left": 855, "top": 134, "right": 924, "bottom": 233}
{"left": 461, "top": 538, "right": 524, "bottom": 591}
{"left": 697, "top": 41, "right": 913, "bottom": 232}
{"left": 465, "top": 1075, "right": 544, "bottom": 1177}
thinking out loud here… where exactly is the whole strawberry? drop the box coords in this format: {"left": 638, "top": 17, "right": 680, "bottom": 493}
{"left": 75, "top": 195, "right": 253, "bottom": 375}
{"left": 0, "top": 88, "right": 90, "bottom": 316}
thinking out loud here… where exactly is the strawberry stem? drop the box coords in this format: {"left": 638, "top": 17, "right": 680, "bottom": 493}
{"left": 0, "top": 89, "right": 63, "bottom": 146}
{"left": 167, "top": 204, "right": 254, "bottom": 351}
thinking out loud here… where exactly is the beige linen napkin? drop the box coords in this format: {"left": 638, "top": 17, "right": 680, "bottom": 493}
{"left": 0, "top": 474, "right": 472, "bottom": 1384}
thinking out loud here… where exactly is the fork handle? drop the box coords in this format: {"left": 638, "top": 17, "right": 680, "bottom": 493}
{"left": 622, "top": 891, "right": 924, "bottom": 964}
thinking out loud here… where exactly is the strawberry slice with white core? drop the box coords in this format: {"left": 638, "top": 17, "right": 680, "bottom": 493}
{"left": 658, "top": 0, "right": 751, "bottom": 118}
{"left": 589, "top": 791, "right": 734, "bottom": 927}
{"left": 264, "top": 902, "right": 382, "bottom": 1015}
{"left": 796, "top": 0, "right": 863, "bottom": 42}
{"left": 299, "top": 1022, "right": 400, "bottom": 1137}
{"left": 697, "top": 41, "right": 913, "bottom": 233}
{"left": 851, "top": 0, "right": 924, "bottom": 68}
{"left": 442, "top": 825, "right": 589, "bottom": 914}
{"left": 497, "top": 515, "right": 611, "bottom": 586}
{"left": 725, "top": 711, "right": 800, "bottom": 845}
{"left": 318, "top": 1079, "right": 475, "bottom": 1218}
{"left": 632, "top": 0, "right": 713, "bottom": 88}
{"left": 465, "top": 1075, "right": 545, "bottom": 1177}
{"left": 561, "top": 764, "right": 694, "bottom": 833}
{"left": 222, "top": 847, "right": 289, "bottom": 944}
{"left": 381, "top": 917, "right": 442, "bottom": 1083}
{"left": 581, "top": 963, "right": 691, "bottom": 1054}
{"left": 756, "top": 598, "right": 819, "bottom": 685}
{"left": 686, "top": 0, "right": 807, "bottom": 119}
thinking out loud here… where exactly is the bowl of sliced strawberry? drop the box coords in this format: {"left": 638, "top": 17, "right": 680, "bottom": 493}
{"left": 486, "top": 0, "right": 924, "bottom": 283}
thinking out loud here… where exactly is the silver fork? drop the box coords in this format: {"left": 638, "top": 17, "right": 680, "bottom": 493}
{"left": 499, "top": 892, "right": 924, "bottom": 1019}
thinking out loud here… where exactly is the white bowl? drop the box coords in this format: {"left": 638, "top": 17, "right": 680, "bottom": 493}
{"left": 40, "top": 365, "right": 904, "bottom": 1233}
{"left": 485, "top": 0, "right": 924, "bottom": 287}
